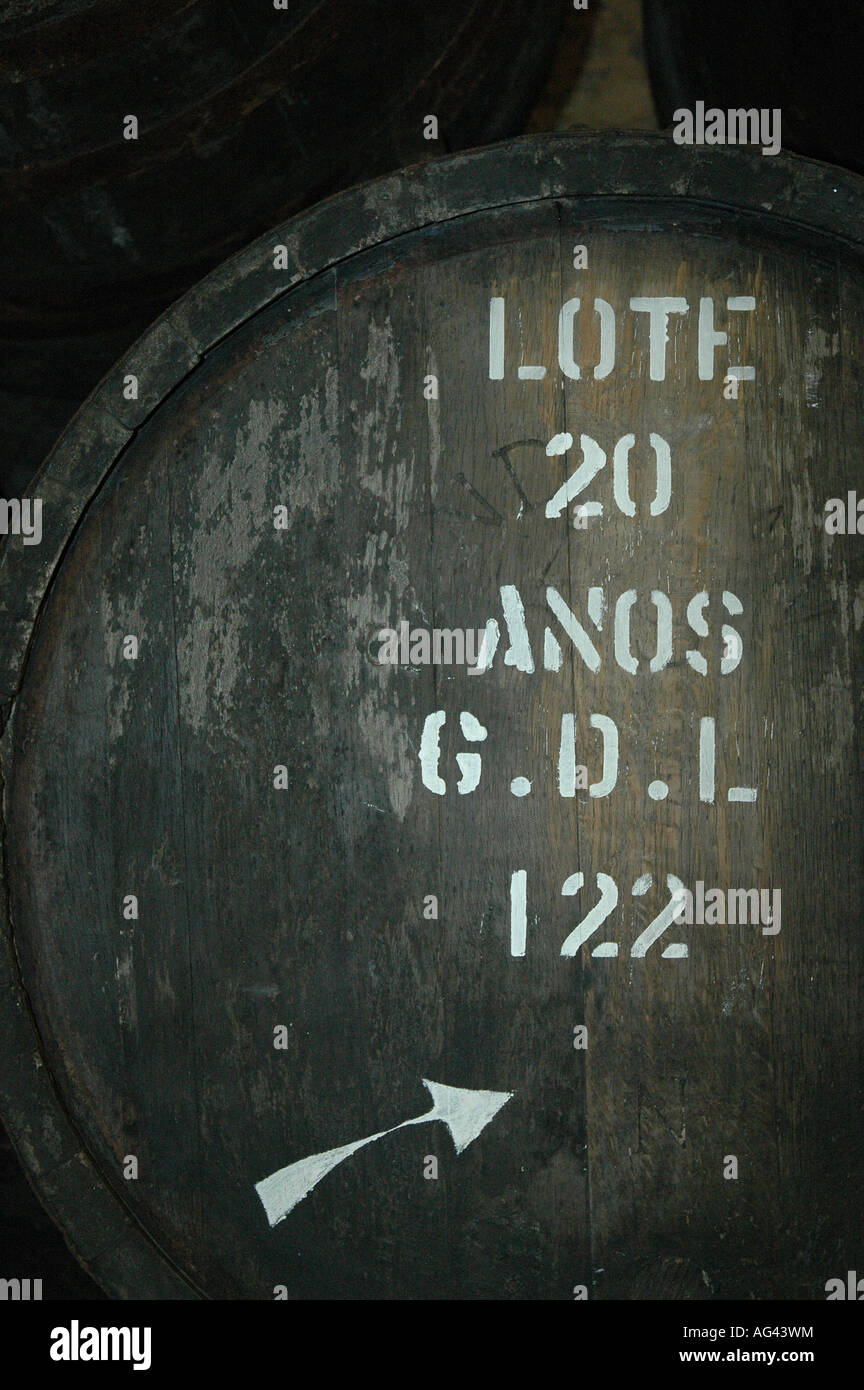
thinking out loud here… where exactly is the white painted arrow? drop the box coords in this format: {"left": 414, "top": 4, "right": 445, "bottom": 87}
{"left": 255, "top": 1079, "right": 514, "bottom": 1227}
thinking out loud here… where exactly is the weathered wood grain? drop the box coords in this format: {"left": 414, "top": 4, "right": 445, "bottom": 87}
{"left": 1, "top": 135, "right": 862, "bottom": 1299}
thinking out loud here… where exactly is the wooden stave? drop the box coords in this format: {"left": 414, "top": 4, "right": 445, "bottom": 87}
{"left": 0, "top": 133, "right": 863, "bottom": 1298}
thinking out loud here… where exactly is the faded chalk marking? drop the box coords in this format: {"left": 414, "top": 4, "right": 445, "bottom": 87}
{"left": 612, "top": 434, "right": 637, "bottom": 516}
{"left": 545, "top": 431, "right": 574, "bottom": 456}
{"left": 471, "top": 619, "right": 500, "bottom": 674}
{"left": 419, "top": 710, "right": 446, "bottom": 794}
{"left": 614, "top": 590, "right": 638, "bottom": 674}
{"left": 558, "top": 713, "right": 576, "bottom": 797}
{"left": 488, "top": 298, "right": 505, "bottom": 379}
{"left": 593, "top": 298, "right": 615, "bottom": 378}
{"left": 650, "top": 591, "right": 674, "bottom": 672}
{"left": 699, "top": 717, "right": 716, "bottom": 803}
{"left": 649, "top": 434, "right": 672, "bottom": 514}
{"left": 629, "top": 296, "right": 688, "bottom": 380}
{"left": 558, "top": 298, "right": 582, "bottom": 379}
{"left": 546, "top": 586, "right": 601, "bottom": 672}
{"left": 686, "top": 592, "right": 710, "bottom": 675}
{"left": 631, "top": 875, "right": 687, "bottom": 957}
{"left": 560, "top": 873, "right": 618, "bottom": 956}
{"left": 589, "top": 714, "right": 618, "bottom": 798}
{"left": 456, "top": 710, "right": 487, "bottom": 795}
{"left": 501, "top": 585, "right": 535, "bottom": 672}
{"left": 545, "top": 434, "right": 605, "bottom": 519}
{"left": 510, "top": 869, "right": 527, "bottom": 957}
{"left": 255, "top": 1080, "right": 513, "bottom": 1227}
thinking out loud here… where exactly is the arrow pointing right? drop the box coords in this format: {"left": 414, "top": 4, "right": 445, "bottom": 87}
{"left": 255, "top": 1078, "right": 514, "bottom": 1228}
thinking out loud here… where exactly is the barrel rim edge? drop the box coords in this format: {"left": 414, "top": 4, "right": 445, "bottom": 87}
{"left": 1, "top": 128, "right": 863, "bottom": 1299}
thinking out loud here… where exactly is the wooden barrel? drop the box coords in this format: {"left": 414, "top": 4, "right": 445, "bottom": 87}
{"left": 0, "top": 313, "right": 154, "bottom": 503}
{"left": 1, "top": 134, "right": 863, "bottom": 1300}
{"left": 643, "top": 0, "right": 864, "bottom": 174}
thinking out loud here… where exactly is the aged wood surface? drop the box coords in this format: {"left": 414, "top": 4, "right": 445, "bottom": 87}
{"left": 0, "top": 135, "right": 862, "bottom": 1298}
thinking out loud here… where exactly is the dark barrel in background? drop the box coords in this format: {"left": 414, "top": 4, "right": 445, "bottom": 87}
{"left": 642, "top": 0, "right": 864, "bottom": 173}
{"left": 1, "top": 134, "right": 862, "bottom": 1298}
{"left": 0, "top": 0, "right": 564, "bottom": 497}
